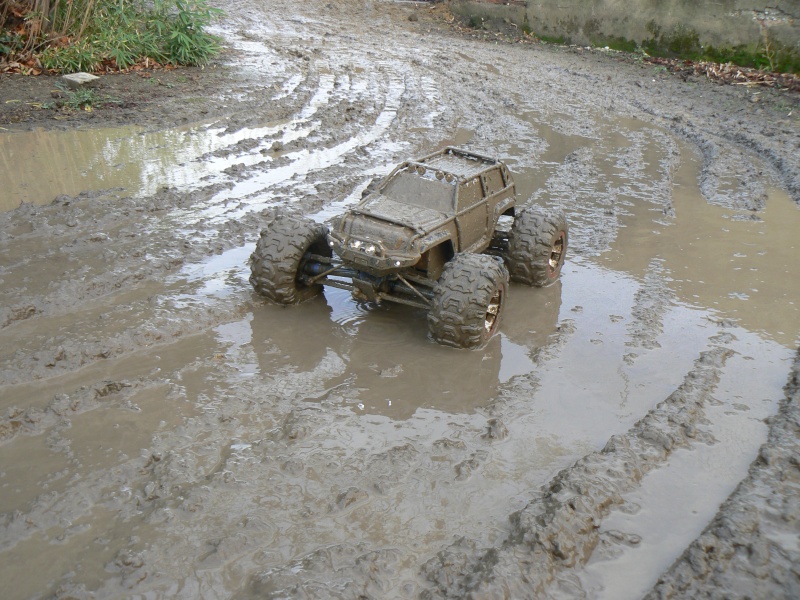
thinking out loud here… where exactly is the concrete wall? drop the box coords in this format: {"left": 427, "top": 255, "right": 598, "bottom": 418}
{"left": 452, "top": 0, "right": 800, "bottom": 52}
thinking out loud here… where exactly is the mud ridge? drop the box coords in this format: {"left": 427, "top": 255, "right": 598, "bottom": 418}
{"left": 0, "top": 380, "right": 136, "bottom": 445}
{"left": 420, "top": 338, "right": 733, "bottom": 598}
{"left": 625, "top": 259, "right": 669, "bottom": 361}
{"left": 723, "top": 129, "right": 800, "bottom": 206}
{"left": 644, "top": 347, "right": 800, "bottom": 599}
{"left": 629, "top": 98, "right": 797, "bottom": 207}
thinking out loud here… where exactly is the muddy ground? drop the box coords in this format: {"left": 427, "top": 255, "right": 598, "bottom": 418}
{"left": 1, "top": 1, "right": 799, "bottom": 598}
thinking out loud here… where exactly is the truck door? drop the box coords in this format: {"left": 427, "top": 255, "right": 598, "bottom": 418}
{"left": 481, "top": 166, "right": 508, "bottom": 220}
{"left": 456, "top": 176, "right": 488, "bottom": 251}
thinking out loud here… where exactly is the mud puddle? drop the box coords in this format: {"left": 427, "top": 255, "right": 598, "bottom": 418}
{"left": 3, "top": 110, "right": 798, "bottom": 596}
{"left": 0, "top": 121, "right": 278, "bottom": 210}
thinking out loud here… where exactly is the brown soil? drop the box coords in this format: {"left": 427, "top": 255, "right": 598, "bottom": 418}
{"left": 0, "top": 60, "right": 238, "bottom": 129}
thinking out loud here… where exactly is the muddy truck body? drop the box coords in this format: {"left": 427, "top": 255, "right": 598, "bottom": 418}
{"left": 250, "top": 147, "right": 568, "bottom": 348}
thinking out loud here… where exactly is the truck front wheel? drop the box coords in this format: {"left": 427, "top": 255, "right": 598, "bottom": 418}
{"left": 249, "top": 215, "right": 331, "bottom": 304}
{"left": 428, "top": 253, "right": 509, "bottom": 349}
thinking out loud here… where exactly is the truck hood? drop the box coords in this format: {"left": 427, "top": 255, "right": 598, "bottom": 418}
{"left": 354, "top": 196, "right": 448, "bottom": 233}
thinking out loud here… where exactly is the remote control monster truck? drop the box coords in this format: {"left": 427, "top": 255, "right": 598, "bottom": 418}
{"left": 249, "top": 147, "right": 567, "bottom": 349}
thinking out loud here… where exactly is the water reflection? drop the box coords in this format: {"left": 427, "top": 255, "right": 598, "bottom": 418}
{"left": 245, "top": 281, "right": 562, "bottom": 420}
{"left": 599, "top": 145, "right": 800, "bottom": 347}
{"left": 0, "top": 122, "right": 277, "bottom": 210}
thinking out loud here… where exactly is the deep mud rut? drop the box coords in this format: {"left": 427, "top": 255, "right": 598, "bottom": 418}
{"left": 1, "top": 1, "right": 799, "bottom": 598}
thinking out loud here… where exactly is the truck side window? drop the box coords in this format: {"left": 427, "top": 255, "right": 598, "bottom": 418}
{"left": 482, "top": 168, "right": 504, "bottom": 197}
{"left": 459, "top": 177, "right": 483, "bottom": 209}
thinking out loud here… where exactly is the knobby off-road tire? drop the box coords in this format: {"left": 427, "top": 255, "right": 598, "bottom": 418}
{"left": 506, "top": 207, "right": 568, "bottom": 287}
{"left": 428, "top": 253, "right": 509, "bottom": 349}
{"left": 249, "top": 215, "right": 331, "bottom": 304}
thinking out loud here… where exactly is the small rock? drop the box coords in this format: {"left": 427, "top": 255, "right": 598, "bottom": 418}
{"left": 408, "top": 13, "right": 419, "bottom": 22}
{"left": 482, "top": 418, "right": 509, "bottom": 441}
{"left": 379, "top": 364, "right": 403, "bottom": 378}
{"left": 333, "top": 486, "right": 368, "bottom": 511}
{"left": 61, "top": 72, "right": 100, "bottom": 89}
{"left": 144, "top": 482, "right": 159, "bottom": 500}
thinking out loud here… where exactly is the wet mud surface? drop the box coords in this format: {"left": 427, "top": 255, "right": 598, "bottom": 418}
{"left": 1, "top": 1, "right": 799, "bottom": 598}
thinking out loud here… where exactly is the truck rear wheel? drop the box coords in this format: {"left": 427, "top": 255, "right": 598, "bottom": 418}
{"left": 249, "top": 215, "right": 331, "bottom": 304}
{"left": 428, "top": 253, "right": 509, "bottom": 349}
{"left": 506, "top": 207, "right": 568, "bottom": 287}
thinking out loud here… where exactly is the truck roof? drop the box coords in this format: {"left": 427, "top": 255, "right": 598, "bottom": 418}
{"left": 406, "top": 147, "right": 500, "bottom": 182}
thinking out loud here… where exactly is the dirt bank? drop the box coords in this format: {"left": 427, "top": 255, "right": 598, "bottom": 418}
{"left": 0, "top": 1, "right": 798, "bottom": 598}
{"left": 0, "top": 59, "right": 247, "bottom": 130}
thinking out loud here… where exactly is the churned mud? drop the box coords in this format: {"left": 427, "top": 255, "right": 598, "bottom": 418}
{"left": 0, "top": 1, "right": 798, "bottom": 598}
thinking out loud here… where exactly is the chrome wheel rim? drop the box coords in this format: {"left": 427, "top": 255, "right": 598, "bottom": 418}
{"left": 549, "top": 233, "right": 565, "bottom": 273}
{"left": 484, "top": 290, "right": 502, "bottom": 334}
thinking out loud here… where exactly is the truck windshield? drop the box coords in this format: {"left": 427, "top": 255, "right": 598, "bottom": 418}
{"left": 381, "top": 171, "right": 455, "bottom": 213}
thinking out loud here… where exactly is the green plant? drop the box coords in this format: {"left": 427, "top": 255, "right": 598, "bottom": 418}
{"left": 60, "top": 85, "right": 100, "bottom": 109}
{"left": 521, "top": 14, "right": 531, "bottom": 35}
{"left": 54, "top": 81, "right": 120, "bottom": 109}
{"left": 40, "top": 39, "right": 99, "bottom": 72}
{"left": 539, "top": 34, "right": 568, "bottom": 45}
{"left": 666, "top": 25, "right": 701, "bottom": 57}
{"left": 2, "top": 0, "right": 225, "bottom": 73}
{"left": 150, "top": 0, "right": 223, "bottom": 65}
{"left": 468, "top": 15, "right": 484, "bottom": 30}
{"left": 0, "top": 29, "right": 24, "bottom": 56}
{"left": 593, "top": 35, "right": 637, "bottom": 53}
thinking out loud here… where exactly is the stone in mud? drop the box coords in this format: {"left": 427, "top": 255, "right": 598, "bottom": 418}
{"left": 332, "top": 486, "right": 369, "bottom": 511}
{"left": 432, "top": 437, "right": 467, "bottom": 451}
{"left": 2, "top": 304, "right": 39, "bottom": 327}
{"left": 454, "top": 451, "right": 489, "bottom": 481}
{"left": 482, "top": 417, "right": 509, "bottom": 440}
{"left": 61, "top": 72, "right": 100, "bottom": 89}
{"left": 94, "top": 380, "right": 131, "bottom": 398}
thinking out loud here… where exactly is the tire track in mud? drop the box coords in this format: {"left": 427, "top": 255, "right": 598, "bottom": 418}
{"left": 169, "top": 10, "right": 451, "bottom": 227}
{"left": 0, "top": 338, "right": 350, "bottom": 588}
{"left": 2, "top": 313, "right": 576, "bottom": 598}
{"left": 226, "top": 322, "right": 579, "bottom": 598}
{"left": 645, "top": 348, "right": 800, "bottom": 600}
{"left": 195, "top": 71, "right": 407, "bottom": 225}
{"left": 0, "top": 197, "right": 254, "bottom": 386}
{"left": 625, "top": 258, "right": 669, "bottom": 361}
{"left": 419, "top": 336, "right": 734, "bottom": 599}
{"left": 629, "top": 98, "right": 795, "bottom": 209}
{"left": 0, "top": 379, "right": 167, "bottom": 546}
